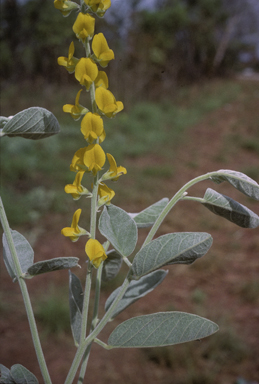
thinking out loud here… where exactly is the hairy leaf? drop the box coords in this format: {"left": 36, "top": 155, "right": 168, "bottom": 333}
{"left": 105, "top": 270, "right": 168, "bottom": 318}
{"left": 131, "top": 232, "right": 212, "bottom": 278}
{"left": 202, "top": 188, "right": 259, "bottom": 228}
{"left": 2, "top": 230, "right": 34, "bottom": 281}
{"left": 1, "top": 107, "right": 60, "bottom": 140}
{"left": 108, "top": 312, "right": 219, "bottom": 348}
{"left": 102, "top": 249, "right": 122, "bottom": 282}
{"left": 10, "top": 364, "right": 39, "bottom": 384}
{"left": 211, "top": 170, "right": 259, "bottom": 200}
{"left": 69, "top": 271, "right": 84, "bottom": 346}
{"left": 128, "top": 198, "right": 169, "bottom": 228}
{"left": 25, "top": 257, "right": 79, "bottom": 277}
{"left": 99, "top": 204, "right": 138, "bottom": 257}
{"left": 0, "top": 364, "right": 15, "bottom": 384}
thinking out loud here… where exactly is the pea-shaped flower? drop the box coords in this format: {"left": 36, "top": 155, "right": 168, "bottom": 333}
{"left": 75, "top": 58, "right": 98, "bottom": 90}
{"left": 83, "top": 144, "right": 106, "bottom": 175}
{"left": 84, "top": 0, "right": 111, "bottom": 17}
{"left": 94, "top": 71, "right": 108, "bottom": 89}
{"left": 54, "top": 0, "right": 79, "bottom": 16}
{"left": 64, "top": 171, "right": 90, "bottom": 200}
{"left": 73, "top": 12, "right": 95, "bottom": 42}
{"left": 70, "top": 145, "right": 106, "bottom": 175}
{"left": 61, "top": 209, "right": 88, "bottom": 242}
{"left": 92, "top": 33, "right": 114, "bottom": 68}
{"left": 95, "top": 88, "right": 124, "bottom": 118}
{"left": 106, "top": 153, "right": 127, "bottom": 181}
{"left": 63, "top": 89, "right": 88, "bottom": 120}
{"left": 85, "top": 239, "right": 107, "bottom": 268}
{"left": 58, "top": 42, "right": 79, "bottom": 73}
{"left": 97, "top": 182, "right": 115, "bottom": 206}
{"left": 81, "top": 112, "right": 106, "bottom": 143}
{"left": 70, "top": 148, "right": 88, "bottom": 172}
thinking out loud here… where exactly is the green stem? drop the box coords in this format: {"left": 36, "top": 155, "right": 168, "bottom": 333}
{"left": 77, "top": 262, "right": 103, "bottom": 383}
{"left": 65, "top": 273, "right": 131, "bottom": 384}
{"left": 84, "top": 38, "right": 97, "bottom": 114}
{"left": 0, "top": 197, "right": 51, "bottom": 384}
{"left": 182, "top": 196, "right": 206, "bottom": 203}
{"left": 142, "top": 171, "right": 218, "bottom": 247}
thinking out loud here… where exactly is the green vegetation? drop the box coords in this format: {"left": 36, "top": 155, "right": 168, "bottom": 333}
{"left": 34, "top": 286, "right": 70, "bottom": 335}
{"left": 1, "top": 79, "right": 241, "bottom": 226}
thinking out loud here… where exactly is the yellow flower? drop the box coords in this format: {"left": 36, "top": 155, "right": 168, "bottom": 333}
{"left": 57, "top": 42, "right": 79, "bottom": 73}
{"left": 98, "top": 182, "right": 115, "bottom": 206}
{"left": 72, "top": 12, "right": 95, "bottom": 42}
{"left": 83, "top": 144, "right": 106, "bottom": 175}
{"left": 54, "top": 0, "right": 78, "bottom": 16}
{"left": 75, "top": 58, "right": 98, "bottom": 90}
{"left": 95, "top": 88, "right": 124, "bottom": 118}
{"left": 81, "top": 112, "right": 106, "bottom": 143}
{"left": 84, "top": 0, "right": 111, "bottom": 17}
{"left": 64, "top": 171, "right": 89, "bottom": 200}
{"left": 94, "top": 71, "right": 108, "bottom": 89}
{"left": 85, "top": 239, "right": 107, "bottom": 268}
{"left": 61, "top": 209, "right": 88, "bottom": 242}
{"left": 70, "top": 147, "right": 88, "bottom": 172}
{"left": 70, "top": 145, "right": 106, "bottom": 175}
{"left": 92, "top": 33, "right": 114, "bottom": 68}
{"left": 63, "top": 90, "right": 88, "bottom": 120}
{"left": 105, "top": 153, "right": 127, "bottom": 181}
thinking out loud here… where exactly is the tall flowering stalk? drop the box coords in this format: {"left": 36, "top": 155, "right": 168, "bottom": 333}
{"left": 55, "top": 1, "right": 127, "bottom": 380}
{"left": 57, "top": 1, "right": 126, "bottom": 270}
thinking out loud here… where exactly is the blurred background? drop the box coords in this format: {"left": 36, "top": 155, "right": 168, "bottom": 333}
{"left": 1, "top": 0, "right": 259, "bottom": 383}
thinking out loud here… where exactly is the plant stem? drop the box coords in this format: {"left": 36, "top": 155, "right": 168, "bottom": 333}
{"left": 142, "top": 171, "right": 219, "bottom": 247}
{"left": 65, "top": 273, "right": 131, "bottom": 384}
{"left": 0, "top": 197, "right": 52, "bottom": 384}
{"left": 77, "top": 262, "right": 103, "bottom": 383}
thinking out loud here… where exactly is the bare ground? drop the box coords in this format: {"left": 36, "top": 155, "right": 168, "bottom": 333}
{"left": 1, "top": 79, "right": 259, "bottom": 384}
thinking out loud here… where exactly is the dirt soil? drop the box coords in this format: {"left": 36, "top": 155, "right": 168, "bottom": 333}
{"left": 1, "top": 79, "right": 259, "bottom": 384}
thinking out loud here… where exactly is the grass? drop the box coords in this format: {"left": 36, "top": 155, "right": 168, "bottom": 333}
{"left": 34, "top": 285, "right": 71, "bottom": 336}
{"left": 143, "top": 319, "right": 250, "bottom": 384}
{"left": 1, "top": 79, "right": 242, "bottom": 226}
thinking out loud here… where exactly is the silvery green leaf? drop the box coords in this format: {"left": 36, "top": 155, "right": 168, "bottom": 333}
{"left": 108, "top": 312, "right": 219, "bottom": 348}
{"left": 25, "top": 257, "right": 79, "bottom": 277}
{"left": 69, "top": 271, "right": 83, "bottom": 346}
{"left": 10, "top": 364, "right": 38, "bottom": 384}
{"left": 0, "top": 116, "right": 10, "bottom": 129}
{"left": 131, "top": 232, "right": 212, "bottom": 279}
{"left": 1, "top": 107, "right": 60, "bottom": 140}
{"left": 105, "top": 270, "right": 168, "bottom": 318}
{"left": 211, "top": 170, "right": 259, "bottom": 200}
{"left": 202, "top": 188, "right": 259, "bottom": 228}
{"left": 102, "top": 249, "right": 122, "bottom": 282}
{"left": 98, "top": 204, "right": 138, "bottom": 257}
{"left": 128, "top": 198, "right": 169, "bottom": 228}
{"left": 0, "top": 364, "right": 15, "bottom": 384}
{"left": 2, "top": 230, "right": 34, "bottom": 281}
